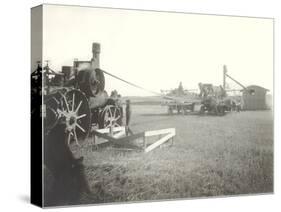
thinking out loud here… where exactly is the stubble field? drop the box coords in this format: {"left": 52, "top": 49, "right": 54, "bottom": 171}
{"left": 72, "top": 105, "right": 273, "bottom": 204}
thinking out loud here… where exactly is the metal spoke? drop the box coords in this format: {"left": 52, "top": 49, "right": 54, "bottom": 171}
{"left": 112, "top": 114, "right": 121, "bottom": 121}
{"left": 57, "top": 108, "right": 63, "bottom": 116}
{"left": 114, "top": 122, "right": 120, "bottom": 127}
{"left": 72, "top": 93, "right": 75, "bottom": 112}
{"left": 51, "top": 97, "right": 59, "bottom": 104}
{"left": 63, "top": 95, "right": 70, "bottom": 112}
{"left": 60, "top": 98, "right": 64, "bottom": 110}
{"left": 75, "top": 101, "right": 82, "bottom": 113}
{"left": 57, "top": 108, "right": 68, "bottom": 118}
{"left": 112, "top": 112, "right": 121, "bottom": 121}
{"left": 105, "top": 120, "right": 111, "bottom": 128}
{"left": 109, "top": 107, "right": 113, "bottom": 118}
{"left": 113, "top": 107, "right": 116, "bottom": 118}
{"left": 67, "top": 131, "right": 72, "bottom": 145}
{"left": 76, "top": 123, "right": 85, "bottom": 132}
{"left": 73, "top": 129, "right": 80, "bottom": 146}
{"left": 77, "top": 114, "right": 87, "bottom": 119}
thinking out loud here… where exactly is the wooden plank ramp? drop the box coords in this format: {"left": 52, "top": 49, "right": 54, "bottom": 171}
{"left": 90, "top": 126, "right": 176, "bottom": 153}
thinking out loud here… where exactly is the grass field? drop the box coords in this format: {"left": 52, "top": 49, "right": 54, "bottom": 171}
{"left": 72, "top": 105, "right": 273, "bottom": 204}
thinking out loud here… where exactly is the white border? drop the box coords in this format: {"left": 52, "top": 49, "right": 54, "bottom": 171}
{"left": 0, "top": 0, "right": 279, "bottom": 211}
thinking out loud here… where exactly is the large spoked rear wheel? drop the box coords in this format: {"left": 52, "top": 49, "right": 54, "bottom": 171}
{"left": 58, "top": 89, "right": 91, "bottom": 146}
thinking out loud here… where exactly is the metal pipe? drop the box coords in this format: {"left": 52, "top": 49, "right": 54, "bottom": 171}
{"left": 225, "top": 73, "right": 247, "bottom": 90}
{"left": 223, "top": 65, "right": 227, "bottom": 89}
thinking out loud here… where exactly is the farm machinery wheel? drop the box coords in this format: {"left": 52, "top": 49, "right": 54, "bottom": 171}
{"left": 98, "top": 105, "right": 122, "bottom": 129}
{"left": 59, "top": 89, "right": 91, "bottom": 146}
{"left": 44, "top": 89, "right": 91, "bottom": 146}
{"left": 44, "top": 90, "right": 67, "bottom": 131}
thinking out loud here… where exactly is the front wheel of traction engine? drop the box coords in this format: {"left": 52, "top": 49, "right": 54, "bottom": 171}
{"left": 98, "top": 105, "right": 122, "bottom": 129}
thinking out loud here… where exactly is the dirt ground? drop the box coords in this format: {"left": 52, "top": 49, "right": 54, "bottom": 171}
{"left": 72, "top": 105, "right": 273, "bottom": 204}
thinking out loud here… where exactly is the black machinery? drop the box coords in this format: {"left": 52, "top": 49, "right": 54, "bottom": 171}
{"left": 164, "top": 82, "right": 227, "bottom": 116}
{"left": 31, "top": 43, "right": 123, "bottom": 146}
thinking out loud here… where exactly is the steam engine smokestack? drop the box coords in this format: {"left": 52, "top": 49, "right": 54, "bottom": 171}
{"left": 91, "top": 43, "right": 100, "bottom": 69}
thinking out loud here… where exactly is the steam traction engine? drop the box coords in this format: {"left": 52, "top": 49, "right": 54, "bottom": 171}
{"left": 39, "top": 43, "right": 123, "bottom": 146}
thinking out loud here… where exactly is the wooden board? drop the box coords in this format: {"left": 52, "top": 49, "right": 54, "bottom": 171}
{"left": 91, "top": 127, "right": 176, "bottom": 153}
{"left": 144, "top": 131, "right": 175, "bottom": 153}
{"left": 144, "top": 128, "right": 175, "bottom": 137}
{"left": 95, "top": 126, "right": 125, "bottom": 134}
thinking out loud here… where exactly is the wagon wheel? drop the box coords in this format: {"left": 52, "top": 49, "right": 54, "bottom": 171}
{"left": 58, "top": 89, "right": 91, "bottom": 146}
{"left": 99, "top": 105, "right": 122, "bottom": 129}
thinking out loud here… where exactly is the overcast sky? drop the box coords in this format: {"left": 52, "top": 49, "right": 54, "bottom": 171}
{"left": 41, "top": 4, "right": 273, "bottom": 96}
